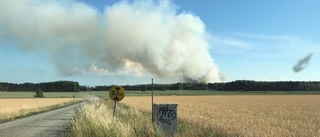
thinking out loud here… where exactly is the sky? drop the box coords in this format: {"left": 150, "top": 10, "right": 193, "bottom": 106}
{"left": 0, "top": 0, "right": 319, "bottom": 86}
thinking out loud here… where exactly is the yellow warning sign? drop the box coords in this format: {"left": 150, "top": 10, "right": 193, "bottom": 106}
{"left": 109, "top": 86, "right": 125, "bottom": 102}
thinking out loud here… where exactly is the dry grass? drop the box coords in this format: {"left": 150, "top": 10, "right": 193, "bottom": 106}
{"left": 68, "top": 99, "right": 226, "bottom": 137}
{"left": 67, "top": 99, "right": 164, "bottom": 137}
{"left": 0, "top": 98, "right": 81, "bottom": 122}
{"left": 122, "top": 95, "right": 320, "bottom": 137}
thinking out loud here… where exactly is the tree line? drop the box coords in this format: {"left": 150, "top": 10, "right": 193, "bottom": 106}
{"left": 0, "top": 81, "right": 80, "bottom": 92}
{"left": 1, "top": 80, "right": 319, "bottom": 92}
{"left": 212, "top": 80, "right": 320, "bottom": 91}
{"left": 83, "top": 80, "right": 320, "bottom": 91}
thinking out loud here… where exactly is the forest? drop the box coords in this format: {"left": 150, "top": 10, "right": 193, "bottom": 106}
{"left": 85, "top": 80, "right": 320, "bottom": 92}
{"left": 0, "top": 81, "right": 80, "bottom": 92}
{"left": 1, "top": 80, "right": 319, "bottom": 92}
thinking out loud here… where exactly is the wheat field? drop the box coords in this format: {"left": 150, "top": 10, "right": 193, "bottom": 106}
{"left": 0, "top": 98, "right": 80, "bottom": 122}
{"left": 121, "top": 95, "right": 320, "bottom": 136}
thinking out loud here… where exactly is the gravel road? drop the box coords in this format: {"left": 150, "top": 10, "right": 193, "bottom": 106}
{"left": 0, "top": 103, "right": 82, "bottom": 137}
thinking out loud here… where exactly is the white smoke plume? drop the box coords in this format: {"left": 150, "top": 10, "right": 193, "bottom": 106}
{"left": 0, "top": 0, "right": 220, "bottom": 83}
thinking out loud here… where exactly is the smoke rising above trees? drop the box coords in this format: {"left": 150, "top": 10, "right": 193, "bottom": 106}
{"left": 0, "top": 0, "right": 220, "bottom": 83}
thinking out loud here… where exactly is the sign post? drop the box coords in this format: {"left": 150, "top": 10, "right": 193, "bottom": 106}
{"left": 152, "top": 78, "right": 154, "bottom": 122}
{"left": 113, "top": 101, "right": 117, "bottom": 117}
{"left": 109, "top": 86, "right": 125, "bottom": 117}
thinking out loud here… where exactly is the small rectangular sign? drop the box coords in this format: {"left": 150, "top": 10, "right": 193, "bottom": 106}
{"left": 153, "top": 103, "right": 178, "bottom": 136}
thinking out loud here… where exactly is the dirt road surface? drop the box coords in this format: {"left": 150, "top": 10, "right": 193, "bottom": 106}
{"left": 0, "top": 103, "right": 81, "bottom": 137}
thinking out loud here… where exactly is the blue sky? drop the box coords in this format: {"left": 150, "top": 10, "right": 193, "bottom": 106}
{"left": 0, "top": 0, "right": 319, "bottom": 86}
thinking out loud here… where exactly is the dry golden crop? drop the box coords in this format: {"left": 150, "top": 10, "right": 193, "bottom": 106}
{"left": 67, "top": 100, "right": 164, "bottom": 137}
{"left": 122, "top": 95, "right": 320, "bottom": 137}
{"left": 0, "top": 98, "right": 80, "bottom": 122}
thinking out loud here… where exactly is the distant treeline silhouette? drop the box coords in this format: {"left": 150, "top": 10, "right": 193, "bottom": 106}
{"left": 82, "top": 80, "right": 320, "bottom": 91}
{"left": 0, "top": 81, "right": 80, "bottom": 92}
{"left": 1, "top": 80, "right": 319, "bottom": 92}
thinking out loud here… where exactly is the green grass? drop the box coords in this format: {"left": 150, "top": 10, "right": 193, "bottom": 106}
{"left": 0, "top": 92, "right": 34, "bottom": 98}
{"left": 84, "top": 90, "right": 320, "bottom": 98}
{"left": 0, "top": 92, "right": 84, "bottom": 99}
{"left": 1, "top": 90, "right": 320, "bottom": 99}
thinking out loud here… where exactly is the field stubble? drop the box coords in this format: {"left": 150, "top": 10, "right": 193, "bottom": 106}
{"left": 122, "top": 95, "right": 320, "bottom": 136}
{"left": 0, "top": 98, "right": 81, "bottom": 122}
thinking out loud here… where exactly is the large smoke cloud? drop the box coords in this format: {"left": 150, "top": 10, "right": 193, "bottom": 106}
{"left": 0, "top": 0, "right": 220, "bottom": 83}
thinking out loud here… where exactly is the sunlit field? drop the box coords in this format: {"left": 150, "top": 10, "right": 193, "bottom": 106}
{"left": 0, "top": 98, "right": 81, "bottom": 122}
{"left": 0, "top": 92, "right": 83, "bottom": 98}
{"left": 122, "top": 95, "right": 320, "bottom": 136}
{"left": 68, "top": 99, "right": 219, "bottom": 137}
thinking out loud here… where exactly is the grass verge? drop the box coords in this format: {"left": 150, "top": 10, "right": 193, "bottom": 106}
{"left": 66, "top": 99, "right": 231, "bottom": 137}
{"left": 66, "top": 99, "right": 164, "bottom": 137}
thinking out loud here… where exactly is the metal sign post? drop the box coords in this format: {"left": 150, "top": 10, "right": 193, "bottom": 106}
{"left": 113, "top": 101, "right": 117, "bottom": 117}
{"left": 109, "top": 86, "right": 125, "bottom": 117}
{"left": 152, "top": 78, "right": 154, "bottom": 122}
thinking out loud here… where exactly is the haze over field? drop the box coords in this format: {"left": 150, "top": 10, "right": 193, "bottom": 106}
{"left": 0, "top": 0, "right": 319, "bottom": 85}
